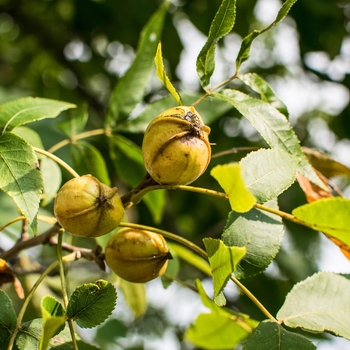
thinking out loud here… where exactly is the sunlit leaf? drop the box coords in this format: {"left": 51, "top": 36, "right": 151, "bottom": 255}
{"left": 185, "top": 280, "right": 257, "bottom": 349}
{"left": 238, "top": 73, "right": 289, "bottom": 117}
{"left": 0, "top": 97, "right": 75, "bottom": 134}
{"left": 211, "top": 163, "right": 256, "bottom": 212}
{"left": 222, "top": 199, "right": 284, "bottom": 279}
{"left": 40, "top": 296, "right": 66, "bottom": 350}
{"left": 235, "top": 0, "right": 298, "bottom": 71}
{"left": 196, "top": 0, "right": 236, "bottom": 90}
{"left": 213, "top": 89, "right": 326, "bottom": 190}
{"left": 105, "top": 2, "right": 169, "bottom": 127}
{"left": 0, "top": 132, "right": 43, "bottom": 225}
{"left": 203, "top": 238, "right": 246, "bottom": 297}
{"left": 277, "top": 272, "right": 350, "bottom": 339}
{"left": 242, "top": 320, "right": 316, "bottom": 350}
{"left": 154, "top": 42, "right": 182, "bottom": 105}
{"left": 66, "top": 280, "right": 117, "bottom": 328}
{"left": 293, "top": 197, "right": 350, "bottom": 246}
{"left": 240, "top": 149, "right": 299, "bottom": 203}
{"left": 70, "top": 140, "right": 110, "bottom": 186}
{"left": 185, "top": 313, "right": 250, "bottom": 350}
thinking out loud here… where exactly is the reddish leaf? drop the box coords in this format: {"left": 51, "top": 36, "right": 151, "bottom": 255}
{"left": 296, "top": 172, "right": 331, "bottom": 202}
{"left": 0, "top": 258, "right": 24, "bottom": 299}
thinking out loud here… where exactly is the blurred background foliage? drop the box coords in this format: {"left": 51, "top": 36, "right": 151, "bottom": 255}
{"left": 0, "top": 0, "right": 349, "bottom": 349}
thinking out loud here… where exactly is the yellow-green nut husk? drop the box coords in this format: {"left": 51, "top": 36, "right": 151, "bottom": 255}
{"left": 105, "top": 228, "right": 172, "bottom": 283}
{"left": 54, "top": 174, "right": 124, "bottom": 237}
{"left": 142, "top": 106, "right": 211, "bottom": 185}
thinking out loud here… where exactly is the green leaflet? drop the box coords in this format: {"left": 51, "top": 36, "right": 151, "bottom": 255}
{"left": 70, "top": 140, "right": 111, "bottom": 186}
{"left": 213, "top": 89, "right": 326, "bottom": 190}
{"left": 238, "top": 73, "right": 289, "bottom": 117}
{"left": 185, "top": 280, "right": 257, "bottom": 350}
{"left": 222, "top": 199, "right": 284, "bottom": 279}
{"left": 154, "top": 41, "right": 182, "bottom": 105}
{"left": 0, "top": 290, "right": 17, "bottom": 347}
{"left": 196, "top": 0, "right": 236, "bottom": 90}
{"left": 240, "top": 149, "right": 299, "bottom": 204}
{"left": 57, "top": 103, "right": 88, "bottom": 137}
{"left": 242, "top": 320, "right": 316, "bottom": 350}
{"left": 0, "top": 97, "right": 75, "bottom": 134}
{"left": 40, "top": 296, "right": 66, "bottom": 350}
{"left": 235, "top": 0, "right": 298, "bottom": 72}
{"left": 66, "top": 280, "right": 117, "bottom": 329}
{"left": 0, "top": 132, "right": 43, "bottom": 225}
{"left": 203, "top": 238, "right": 246, "bottom": 297}
{"left": 277, "top": 272, "right": 350, "bottom": 340}
{"left": 105, "top": 2, "right": 169, "bottom": 127}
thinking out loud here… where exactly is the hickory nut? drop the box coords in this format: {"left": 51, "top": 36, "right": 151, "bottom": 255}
{"left": 54, "top": 175, "right": 124, "bottom": 237}
{"left": 142, "top": 106, "right": 211, "bottom": 185}
{"left": 105, "top": 228, "right": 172, "bottom": 283}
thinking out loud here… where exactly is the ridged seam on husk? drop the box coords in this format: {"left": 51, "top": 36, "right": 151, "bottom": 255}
{"left": 116, "top": 252, "right": 172, "bottom": 262}
{"left": 55, "top": 179, "right": 119, "bottom": 219}
{"left": 147, "top": 117, "right": 211, "bottom": 165}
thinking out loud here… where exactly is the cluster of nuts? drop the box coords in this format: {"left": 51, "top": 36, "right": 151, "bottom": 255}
{"left": 53, "top": 106, "right": 211, "bottom": 283}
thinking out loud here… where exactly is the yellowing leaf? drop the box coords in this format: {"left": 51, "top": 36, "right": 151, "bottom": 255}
{"left": 155, "top": 42, "right": 182, "bottom": 105}
{"left": 292, "top": 197, "right": 350, "bottom": 246}
{"left": 203, "top": 238, "right": 246, "bottom": 297}
{"left": 211, "top": 163, "right": 256, "bottom": 212}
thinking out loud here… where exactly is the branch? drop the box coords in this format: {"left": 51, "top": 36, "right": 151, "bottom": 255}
{"left": 0, "top": 225, "right": 60, "bottom": 261}
{"left": 48, "top": 236, "right": 106, "bottom": 271}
